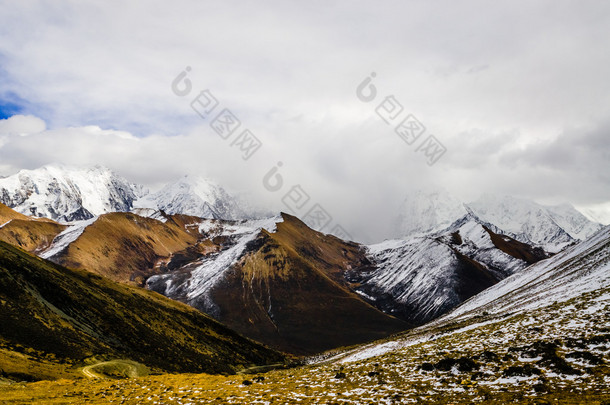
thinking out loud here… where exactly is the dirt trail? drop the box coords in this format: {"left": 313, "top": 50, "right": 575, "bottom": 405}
{"left": 81, "top": 360, "right": 142, "bottom": 379}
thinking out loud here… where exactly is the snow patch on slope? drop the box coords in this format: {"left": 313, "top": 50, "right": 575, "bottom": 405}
{"left": 40, "top": 217, "right": 97, "bottom": 259}
{"left": 146, "top": 215, "right": 284, "bottom": 313}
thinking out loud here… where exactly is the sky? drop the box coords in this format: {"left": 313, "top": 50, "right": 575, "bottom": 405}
{"left": 0, "top": 0, "right": 609, "bottom": 242}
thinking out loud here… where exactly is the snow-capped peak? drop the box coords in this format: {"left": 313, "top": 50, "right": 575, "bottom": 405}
{"left": 467, "top": 194, "right": 603, "bottom": 252}
{"left": 134, "top": 175, "right": 248, "bottom": 220}
{"left": 396, "top": 189, "right": 603, "bottom": 253}
{"left": 395, "top": 188, "right": 468, "bottom": 237}
{"left": 0, "top": 164, "right": 146, "bottom": 222}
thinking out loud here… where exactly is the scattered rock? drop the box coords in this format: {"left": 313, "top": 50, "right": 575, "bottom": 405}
{"left": 434, "top": 357, "right": 479, "bottom": 372}
{"left": 565, "top": 351, "right": 604, "bottom": 365}
{"left": 477, "top": 350, "right": 499, "bottom": 361}
{"left": 502, "top": 364, "right": 542, "bottom": 377}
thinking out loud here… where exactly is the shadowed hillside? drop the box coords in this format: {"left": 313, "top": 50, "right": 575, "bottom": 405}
{"left": 0, "top": 241, "right": 285, "bottom": 382}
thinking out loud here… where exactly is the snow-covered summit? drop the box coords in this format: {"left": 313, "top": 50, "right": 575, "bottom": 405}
{"left": 395, "top": 188, "right": 468, "bottom": 237}
{"left": 468, "top": 194, "right": 603, "bottom": 252}
{"left": 134, "top": 175, "right": 249, "bottom": 220}
{"left": 396, "top": 189, "right": 603, "bottom": 252}
{"left": 0, "top": 164, "right": 146, "bottom": 222}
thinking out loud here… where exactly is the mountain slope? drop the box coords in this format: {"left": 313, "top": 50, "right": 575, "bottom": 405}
{"left": 353, "top": 215, "right": 550, "bottom": 324}
{"left": 334, "top": 224, "right": 610, "bottom": 364}
{"left": 0, "top": 203, "right": 30, "bottom": 223}
{"left": 0, "top": 240, "right": 285, "bottom": 382}
{"left": 436, "top": 224, "right": 610, "bottom": 322}
{"left": 44, "top": 212, "right": 204, "bottom": 285}
{"left": 282, "top": 226, "right": 609, "bottom": 404}
{"left": 3, "top": 229, "right": 608, "bottom": 403}
{"left": 0, "top": 165, "right": 146, "bottom": 222}
{"left": 148, "top": 213, "right": 408, "bottom": 355}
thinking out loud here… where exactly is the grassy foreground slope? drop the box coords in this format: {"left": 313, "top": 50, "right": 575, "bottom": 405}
{"left": 0, "top": 241, "right": 285, "bottom": 382}
{"left": 0, "top": 288, "right": 607, "bottom": 404}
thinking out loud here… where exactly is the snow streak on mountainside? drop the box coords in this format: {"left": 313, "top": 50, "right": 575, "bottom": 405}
{"left": 0, "top": 165, "right": 146, "bottom": 222}
{"left": 397, "top": 189, "right": 602, "bottom": 252}
{"left": 146, "top": 216, "right": 284, "bottom": 315}
{"left": 134, "top": 175, "right": 249, "bottom": 220}
{"left": 354, "top": 215, "right": 549, "bottom": 324}
{"left": 39, "top": 218, "right": 97, "bottom": 259}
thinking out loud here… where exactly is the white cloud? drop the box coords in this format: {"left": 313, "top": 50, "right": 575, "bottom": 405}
{"left": 0, "top": 114, "right": 46, "bottom": 136}
{"left": 0, "top": 1, "right": 609, "bottom": 241}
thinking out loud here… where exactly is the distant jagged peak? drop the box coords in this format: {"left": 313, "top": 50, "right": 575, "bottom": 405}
{"left": 467, "top": 193, "right": 603, "bottom": 252}
{"left": 396, "top": 186, "right": 468, "bottom": 238}
{"left": 396, "top": 187, "right": 602, "bottom": 253}
{"left": 0, "top": 163, "right": 146, "bottom": 222}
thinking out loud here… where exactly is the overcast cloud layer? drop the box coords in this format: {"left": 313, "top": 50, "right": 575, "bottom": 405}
{"left": 0, "top": 0, "right": 609, "bottom": 242}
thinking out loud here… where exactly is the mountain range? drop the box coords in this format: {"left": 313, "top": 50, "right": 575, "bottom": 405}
{"left": 0, "top": 165, "right": 146, "bottom": 222}
{"left": 352, "top": 213, "right": 550, "bottom": 324}
{"left": 2, "top": 215, "right": 608, "bottom": 402}
{"left": 0, "top": 165, "right": 250, "bottom": 223}
{"left": 0, "top": 165, "right": 605, "bottom": 352}
{"left": 0, "top": 164, "right": 608, "bottom": 403}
